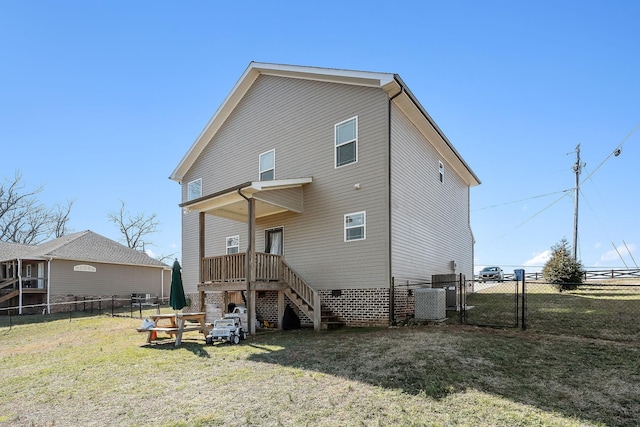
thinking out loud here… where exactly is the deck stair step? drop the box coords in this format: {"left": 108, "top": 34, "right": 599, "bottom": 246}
{"left": 320, "top": 304, "right": 345, "bottom": 330}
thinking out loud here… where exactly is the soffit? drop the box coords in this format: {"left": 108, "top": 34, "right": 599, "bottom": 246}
{"left": 181, "top": 178, "right": 312, "bottom": 223}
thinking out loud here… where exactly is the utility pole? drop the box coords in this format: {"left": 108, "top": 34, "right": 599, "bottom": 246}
{"left": 572, "top": 144, "right": 585, "bottom": 261}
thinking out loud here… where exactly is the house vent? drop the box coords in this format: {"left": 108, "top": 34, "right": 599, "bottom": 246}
{"left": 414, "top": 288, "right": 446, "bottom": 320}
{"left": 74, "top": 264, "right": 96, "bottom": 273}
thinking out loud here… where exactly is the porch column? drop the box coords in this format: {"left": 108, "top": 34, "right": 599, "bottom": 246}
{"left": 247, "top": 198, "right": 256, "bottom": 334}
{"left": 47, "top": 259, "right": 51, "bottom": 314}
{"left": 18, "top": 259, "right": 22, "bottom": 315}
{"left": 199, "top": 212, "right": 205, "bottom": 312}
{"left": 277, "top": 290, "right": 284, "bottom": 330}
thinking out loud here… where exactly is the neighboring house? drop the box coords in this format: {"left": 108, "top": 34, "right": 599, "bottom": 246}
{"left": 0, "top": 230, "right": 171, "bottom": 314}
{"left": 170, "top": 62, "right": 480, "bottom": 332}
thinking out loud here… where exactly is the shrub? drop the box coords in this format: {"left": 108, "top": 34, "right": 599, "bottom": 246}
{"left": 542, "top": 239, "right": 584, "bottom": 291}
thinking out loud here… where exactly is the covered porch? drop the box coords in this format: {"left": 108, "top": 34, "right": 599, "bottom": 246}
{"left": 0, "top": 258, "right": 49, "bottom": 315}
{"left": 180, "top": 178, "right": 323, "bottom": 333}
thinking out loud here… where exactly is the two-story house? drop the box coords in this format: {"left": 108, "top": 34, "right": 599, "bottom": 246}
{"left": 170, "top": 62, "right": 480, "bottom": 332}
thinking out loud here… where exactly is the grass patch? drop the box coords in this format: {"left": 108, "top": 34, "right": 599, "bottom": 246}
{"left": 466, "top": 281, "right": 640, "bottom": 341}
{"left": 1, "top": 311, "right": 638, "bottom": 426}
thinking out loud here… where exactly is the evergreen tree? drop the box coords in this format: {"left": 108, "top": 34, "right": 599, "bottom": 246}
{"left": 542, "top": 238, "right": 585, "bottom": 291}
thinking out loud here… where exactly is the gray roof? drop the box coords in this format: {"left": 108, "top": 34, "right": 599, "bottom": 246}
{"left": 0, "top": 230, "right": 168, "bottom": 268}
{"left": 0, "top": 241, "right": 33, "bottom": 262}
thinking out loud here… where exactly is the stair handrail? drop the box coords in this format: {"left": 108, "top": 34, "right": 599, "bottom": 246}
{"left": 0, "top": 277, "right": 18, "bottom": 291}
{"left": 281, "top": 259, "right": 321, "bottom": 330}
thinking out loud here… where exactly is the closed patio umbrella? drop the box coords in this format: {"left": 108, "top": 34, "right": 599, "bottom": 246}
{"left": 169, "top": 259, "right": 187, "bottom": 311}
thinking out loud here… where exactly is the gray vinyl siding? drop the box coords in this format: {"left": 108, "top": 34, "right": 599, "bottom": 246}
{"left": 390, "top": 106, "right": 474, "bottom": 282}
{"left": 49, "top": 259, "right": 169, "bottom": 296}
{"left": 181, "top": 75, "right": 390, "bottom": 292}
{"left": 254, "top": 187, "right": 304, "bottom": 213}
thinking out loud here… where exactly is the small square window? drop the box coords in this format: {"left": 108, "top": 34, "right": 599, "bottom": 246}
{"left": 259, "top": 150, "right": 275, "bottom": 181}
{"left": 226, "top": 235, "right": 239, "bottom": 254}
{"left": 344, "top": 211, "right": 366, "bottom": 242}
{"left": 335, "top": 117, "right": 358, "bottom": 167}
{"left": 332, "top": 289, "right": 342, "bottom": 297}
{"left": 188, "top": 178, "right": 202, "bottom": 201}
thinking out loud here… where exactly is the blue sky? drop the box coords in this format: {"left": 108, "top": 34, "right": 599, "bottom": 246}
{"left": 1, "top": 1, "right": 638, "bottom": 272}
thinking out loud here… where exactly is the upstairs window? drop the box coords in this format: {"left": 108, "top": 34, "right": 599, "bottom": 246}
{"left": 188, "top": 178, "right": 202, "bottom": 201}
{"left": 226, "top": 235, "right": 240, "bottom": 254}
{"left": 344, "top": 211, "right": 366, "bottom": 241}
{"left": 259, "top": 149, "right": 275, "bottom": 181}
{"left": 438, "top": 161, "right": 444, "bottom": 183}
{"left": 335, "top": 116, "right": 358, "bottom": 168}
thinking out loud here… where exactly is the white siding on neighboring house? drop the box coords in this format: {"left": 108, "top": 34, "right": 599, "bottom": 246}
{"left": 390, "top": 105, "right": 473, "bottom": 281}
{"left": 181, "top": 75, "right": 391, "bottom": 291}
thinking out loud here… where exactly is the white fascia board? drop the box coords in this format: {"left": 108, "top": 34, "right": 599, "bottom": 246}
{"left": 170, "top": 64, "right": 261, "bottom": 182}
{"left": 250, "top": 177, "right": 313, "bottom": 191}
{"left": 251, "top": 62, "right": 396, "bottom": 88}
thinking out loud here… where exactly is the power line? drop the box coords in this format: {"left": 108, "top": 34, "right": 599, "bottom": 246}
{"left": 580, "top": 121, "right": 639, "bottom": 185}
{"left": 472, "top": 188, "right": 572, "bottom": 212}
{"left": 483, "top": 191, "right": 572, "bottom": 246}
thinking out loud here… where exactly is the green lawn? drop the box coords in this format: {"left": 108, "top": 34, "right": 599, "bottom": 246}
{"left": 1, "top": 308, "right": 638, "bottom": 426}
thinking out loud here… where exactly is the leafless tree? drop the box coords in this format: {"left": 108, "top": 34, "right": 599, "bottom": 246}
{"left": 155, "top": 252, "right": 177, "bottom": 264}
{"left": 0, "top": 171, "right": 74, "bottom": 244}
{"left": 108, "top": 200, "right": 159, "bottom": 251}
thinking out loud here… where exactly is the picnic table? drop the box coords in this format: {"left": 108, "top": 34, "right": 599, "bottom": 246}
{"left": 137, "top": 312, "right": 208, "bottom": 346}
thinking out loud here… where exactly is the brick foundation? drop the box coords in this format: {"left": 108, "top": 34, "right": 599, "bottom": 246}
{"left": 197, "top": 287, "right": 401, "bottom": 328}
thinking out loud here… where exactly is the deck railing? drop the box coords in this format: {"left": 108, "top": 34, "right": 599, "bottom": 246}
{"left": 201, "top": 253, "right": 246, "bottom": 282}
{"left": 200, "top": 252, "right": 320, "bottom": 328}
{"left": 201, "top": 252, "right": 285, "bottom": 283}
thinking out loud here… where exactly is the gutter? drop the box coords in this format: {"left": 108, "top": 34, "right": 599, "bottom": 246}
{"left": 387, "top": 83, "right": 404, "bottom": 325}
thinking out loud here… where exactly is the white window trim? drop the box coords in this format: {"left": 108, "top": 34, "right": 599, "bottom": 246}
{"left": 259, "top": 149, "right": 275, "bottom": 181}
{"left": 334, "top": 116, "right": 358, "bottom": 168}
{"left": 187, "top": 178, "right": 202, "bottom": 201}
{"left": 344, "top": 211, "right": 366, "bottom": 242}
{"left": 438, "top": 161, "right": 444, "bottom": 183}
{"left": 226, "top": 235, "right": 240, "bottom": 254}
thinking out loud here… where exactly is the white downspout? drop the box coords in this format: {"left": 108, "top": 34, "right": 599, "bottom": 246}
{"left": 47, "top": 258, "right": 52, "bottom": 314}
{"left": 17, "top": 258, "right": 23, "bottom": 315}
{"left": 161, "top": 268, "right": 164, "bottom": 300}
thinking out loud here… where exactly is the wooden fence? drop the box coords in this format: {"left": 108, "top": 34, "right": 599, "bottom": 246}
{"left": 477, "top": 268, "right": 640, "bottom": 282}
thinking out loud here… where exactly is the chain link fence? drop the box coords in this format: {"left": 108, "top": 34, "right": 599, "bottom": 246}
{"left": 0, "top": 294, "right": 167, "bottom": 330}
{"left": 462, "top": 276, "right": 640, "bottom": 342}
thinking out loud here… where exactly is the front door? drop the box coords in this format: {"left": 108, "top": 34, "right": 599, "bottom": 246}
{"left": 265, "top": 227, "right": 283, "bottom": 255}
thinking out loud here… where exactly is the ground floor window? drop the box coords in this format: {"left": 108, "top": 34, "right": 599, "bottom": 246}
{"left": 344, "top": 211, "right": 366, "bottom": 241}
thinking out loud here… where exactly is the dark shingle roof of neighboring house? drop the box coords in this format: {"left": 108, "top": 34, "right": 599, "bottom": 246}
{"left": 0, "top": 231, "right": 168, "bottom": 268}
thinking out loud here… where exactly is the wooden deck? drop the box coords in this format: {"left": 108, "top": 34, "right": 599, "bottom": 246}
{"left": 197, "top": 252, "right": 324, "bottom": 330}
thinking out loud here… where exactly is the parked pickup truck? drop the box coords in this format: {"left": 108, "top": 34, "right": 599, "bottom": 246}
{"left": 205, "top": 314, "right": 247, "bottom": 345}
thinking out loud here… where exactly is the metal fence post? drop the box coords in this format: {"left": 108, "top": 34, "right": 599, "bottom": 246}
{"left": 521, "top": 274, "right": 527, "bottom": 330}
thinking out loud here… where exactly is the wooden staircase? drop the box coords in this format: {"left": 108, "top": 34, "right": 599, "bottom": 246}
{"left": 281, "top": 260, "right": 344, "bottom": 330}
{"left": 0, "top": 289, "right": 19, "bottom": 304}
